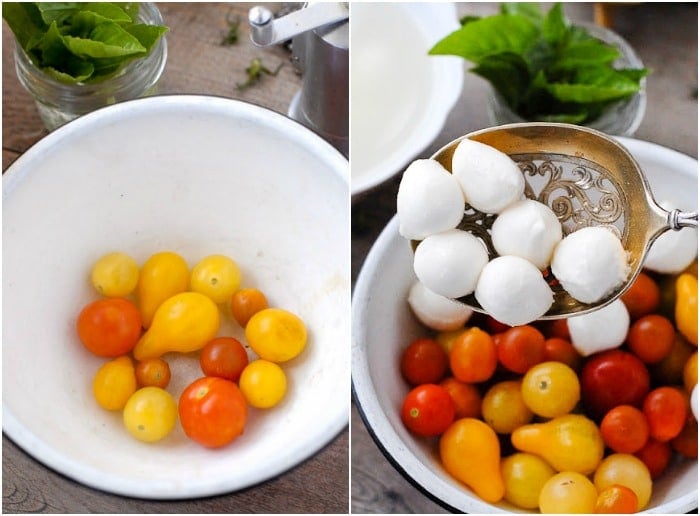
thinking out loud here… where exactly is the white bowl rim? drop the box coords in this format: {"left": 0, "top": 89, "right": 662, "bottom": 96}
{"left": 3, "top": 93, "right": 350, "bottom": 500}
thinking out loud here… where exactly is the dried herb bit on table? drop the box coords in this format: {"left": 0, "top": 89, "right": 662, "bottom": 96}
{"left": 236, "top": 58, "right": 284, "bottom": 91}
{"left": 430, "top": 2, "right": 648, "bottom": 124}
{"left": 221, "top": 12, "right": 241, "bottom": 46}
{"left": 2, "top": 2, "right": 168, "bottom": 84}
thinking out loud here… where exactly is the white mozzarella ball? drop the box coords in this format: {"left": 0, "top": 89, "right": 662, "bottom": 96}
{"left": 413, "top": 229, "right": 489, "bottom": 299}
{"left": 451, "top": 138, "right": 525, "bottom": 214}
{"left": 567, "top": 299, "right": 630, "bottom": 356}
{"left": 396, "top": 159, "right": 465, "bottom": 240}
{"left": 491, "top": 199, "right": 563, "bottom": 270}
{"left": 551, "top": 227, "right": 630, "bottom": 304}
{"left": 407, "top": 280, "right": 473, "bottom": 331}
{"left": 474, "top": 255, "right": 554, "bottom": 326}
{"left": 691, "top": 384, "right": 698, "bottom": 422}
{"left": 645, "top": 227, "right": 698, "bottom": 274}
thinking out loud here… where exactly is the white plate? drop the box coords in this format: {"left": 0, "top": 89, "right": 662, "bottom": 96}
{"left": 3, "top": 95, "right": 350, "bottom": 499}
{"left": 350, "top": 2, "right": 464, "bottom": 198}
{"left": 352, "top": 136, "right": 698, "bottom": 513}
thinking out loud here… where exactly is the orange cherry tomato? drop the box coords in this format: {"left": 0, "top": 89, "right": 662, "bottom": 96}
{"left": 199, "top": 337, "right": 249, "bottom": 382}
{"left": 642, "top": 386, "right": 688, "bottom": 442}
{"left": 449, "top": 327, "right": 497, "bottom": 383}
{"left": 594, "top": 484, "right": 638, "bottom": 514}
{"left": 497, "top": 325, "right": 546, "bottom": 374}
{"left": 671, "top": 414, "right": 698, "bottom": 458}
{"left": 230, "top": 288, "right": 268, "bottom": 327}
{"left": 76, "top": 298, "right": 142, "bottom": 357}
{"left": 440, "top": 377, "right": 482, "bottom": 419}
{"left": 634, "top": 438, "right": 672, "bottom": 479}
{"left": 543, "top": 337, "right": 582, "bottom": 371}
{"left": 600, "top": 405, "right": 649, "bottom": 454}
{"left": 135, "top": 357, "right": 171, "bottom": 388}
{"left": 179, "top": 377, "right": 248, "bottom": 448}
{"left": 400, "top": 337, "right": 448, "bottom": 385}
{"left": 620, "top": 271, "right": 660, "bottom": 319}
{"left": 627, "top": 314, "right": 676, "bottom": 363}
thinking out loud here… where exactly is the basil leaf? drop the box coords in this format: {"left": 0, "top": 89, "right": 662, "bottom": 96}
{"left": 547, "top": 66, "right": 642, "bottom": 103}
{"left": 500, "top": 3, "right": 544, "bottom": 25}
{"left": 34, "top": 3, "right": 80, "bottom": 25}
{"left": 542, "top": 3, "right": 568, "bottom": 47}
{"left": 33, "top": 22, "right": 95, "bottom": 82}
{"left": 2, "top": 3, "right": 45, "bottom": 49}
{"left": 472, "top": 52, "right": 530, "bottom": 107}
{"left": 81, "top": 3, "right": 132, "bottom": 23}
{"left": 555, "top": 39, "right": 621, "bottom": 68}
{"left": 124, "top": 23, "right": 168, "bottom": 53}
{"left": 63, "top": 21, "right": 146, "bottom": 59}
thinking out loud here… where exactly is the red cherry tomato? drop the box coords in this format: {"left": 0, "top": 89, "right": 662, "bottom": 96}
{"left": 135, "top": 358, "right": 171, "bottom": 388}
{"left": 401, "top": 384, "right": 455, "bottom": 437}
{"left": 440, "top": 377, "right": 482, "bottom": 419}
{"left": 671, "top": 414, "right": 698, "bottom": 458}
{"left": 200, "top": 337, "right": 249, "bottom": 382}
{"left": 76, "top": 298, "right": 142, "bottom": 357}
{"left": 620, "top": 271, "right": 660, "bottom": 319}
{"left": 627, "top": 314, "right": 676, "bottom": 364}
{"left": 580, "top": 350, "right": 650, "bottom": 420}
{"left": 634, "top": 438, "right": 672, "bottom": 479}
{"left": 541, "top": 318, "right": 571, "bottom": 340}
{"left": 642, "top": 386, "right": 688, "bottom": 442}
{"left": 179, "top": 377, "right": 248, "bottom": 448}
{"left": 600, "top": 405, "right": 649, "bottom": 454}
{"left": 400, "top": 337, "right": 448, "bottom": 385}
{"left": 497, "top": 325, "right": 546, "bottom": 374}
{"left": 543, "top": 337, "right": 583, "bottom": 371}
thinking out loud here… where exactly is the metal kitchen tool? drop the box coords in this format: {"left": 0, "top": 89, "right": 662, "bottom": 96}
{"left": 422, "top": 122, "right": 698, "bottom": 319}
{"left": 249, "top": 3, "right": 349, "bottom": 156}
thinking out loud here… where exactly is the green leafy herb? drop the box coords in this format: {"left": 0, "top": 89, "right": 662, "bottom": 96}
{"left": 430, "top": 2, "right": 648, "bottom": 124}
{"left": 221, "top": 12, "right": 241, "bottom": 46}
{"left": 236, "top": 57, "right": 283, "bottom": 91}
{"left": 2, "top": 2, "right": 168, "bottom": 84}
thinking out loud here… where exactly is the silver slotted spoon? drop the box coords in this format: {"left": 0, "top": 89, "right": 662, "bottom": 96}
{"left": 421, "top": 122, "right": 698, "bottom": 319}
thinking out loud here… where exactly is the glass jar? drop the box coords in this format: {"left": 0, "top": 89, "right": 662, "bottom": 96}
{"left": 486, "top": 22, "right": 647, "bottom": 137}
{"left": 13, "top": 3, "right": 168, "bottom": 131}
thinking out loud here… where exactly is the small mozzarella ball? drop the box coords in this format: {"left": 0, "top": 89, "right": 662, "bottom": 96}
{"left": 551, "top": 227, "right": 630, "bottom": 304}
{"left": 396, "top": 159, "right": 465, "bottom": 240}
{"left": 491, "top": 199, "right": 563, "bottom": 270}
{"left": 407, "top": 280, "right": 473, "bottom": 331}
{"left": 474, "top": 255, "right": 554, "bottom": 326}
{"left": 567, "top": 299, "right": 630, "bottom": 356}
{"left": 691, "top": 384, "right": 698, "bottom": 422}
{"left": 645, "top": 227, "right": 698, "bottom": 274}
{"left": 451, "top": 138, "right": 525, "bottom": 214}
{"left": 413, "top": 229, "right": 489, "bottom": 298}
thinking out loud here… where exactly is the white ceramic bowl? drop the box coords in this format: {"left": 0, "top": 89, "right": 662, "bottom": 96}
{"left": 350, "top": 2, "right": 464, "bottom": 198}
{"left": 352, "top": 136, "right": 698, "bottom": 513}
{"left": 3, "top": 95, "right": 350, "bottom": 499}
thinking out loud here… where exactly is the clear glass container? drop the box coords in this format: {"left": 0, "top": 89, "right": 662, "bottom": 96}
{"left": 486, "top": 22, "right": 647, "bottom": 136}
{"left": 13, "top": 3, "right": 168, "bottom": 131}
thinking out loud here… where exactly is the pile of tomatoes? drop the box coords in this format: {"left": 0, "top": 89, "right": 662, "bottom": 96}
{"left": 76, "top": 250, "right": 307, "bottom": 448}
{"left": 399, "top": 266, "right": 697, "bottom": 513}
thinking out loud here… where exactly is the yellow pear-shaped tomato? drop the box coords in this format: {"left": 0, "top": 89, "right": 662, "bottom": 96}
{"left": 440, "top": 418, "right": 505, "bottom": 503}
{"left": 511, "top": 414, "right": 604, "bottom": 475}
{"left": 133, "top": 292, "right": 220, "bottom": 360}
{"left": 676, "top": 273, "right": 698, "bottom": 345}
{"left": 137, "top": 251, "right": 190, "bottom": 328}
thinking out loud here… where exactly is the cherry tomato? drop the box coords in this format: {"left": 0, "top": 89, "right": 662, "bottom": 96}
{"left": 440, "top": 377, "right": 482, "bottom": 419}
{"left": 400, "top": 337, "right": 448, "bottom": 385}
{"left": 199, "top": 337, "right": 249, "bottom": 382}
{"left": 190, "top": 254, "right": 242, "bottom": 304}
{"left": 539, "top": 471, "right": 597, "bottom": 514}
{"left": 543, "top": 337, "right": 582, "bottom": 371}
{"left": 135, "top": 357, "right": 171, "bottom": 388}
{"left": 683, "top": 351, "right": 698, "bottom": 392}
{"left": 580, "top": 350, "right": 650, "bottom": 420}
{"left": 449, "top": 327, "right": 497, "bottom": 383}
{"left": 593, "top": 453, "right": 652, "bottom": 511}
{"left": 594, "top": 484, "right": 638, "bottom": 514}
{"left": 92, "top": 355, "right": 137, "bottom": 410}
{"left": 76, "top": 298, "right": 142, "bottom": 357}
{"left": 401, "top": 384, "right": 455, "bottom": 437}
{"left": 497, "top": 325, "right": 546, "bottom": 374}
{"left": 600, "top": 405, "right": 649, "bottom": 454}
{"left": 90, "top": 251, "right": 139, "bottom": 298}
{"left": 521, "top": 361, "right": 580, "bottom": 418}
{"left": 501, "top": 452, "right": 555, "bottom": 510}
{"left": 542, "top": 318, "right": 570, "bottom": 340}
{"left": 485, "top": 315, "right": 510, "bottom": 334}
{"left": 179, "top": 377, "right": 248, "bottom": 448}
{"left": 634, "top": 438, "right": 672, "bottom": 479}
{"left": 620, "top": 271, "right": 660, "bottom": 319}
{"left": 642, "top": 386, "right": 688, "bottom": 442}
{"left": 230, "top": 287, "right": 268, "bottom": 327}
{"left": 671, "top": 414, "right": 698, "bottom": 458}
{"left": 239, "top": 359, "right": 287, "bottom": 409}
{"left": 650, "top": 332, "right": 695, "bottom": 385}
{"left": 627, "top": 314, "right": 675, "bottom": 363}
{"left": 245, "top": 308, "right": 307, "bottom": 363}
{"left": 123, "top": 387, "right": 177, "bottom": 443}
{"left": 482, "top": 380, "right": 533, "bottom": 434}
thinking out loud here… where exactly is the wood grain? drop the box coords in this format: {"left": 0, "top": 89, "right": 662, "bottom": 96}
{"left": 3, "top": 3, "right": 348, "bottom": 513}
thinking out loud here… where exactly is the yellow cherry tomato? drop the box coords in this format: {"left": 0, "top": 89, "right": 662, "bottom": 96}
{"left": 684, "top": 351, "right": 698, "bottom": 393}
{"left": 239, "top": 359, "right": 287, "bottom": 408}
{"left": 90, "top": 252, "right": 139, "bottom": 297}
{"left": 676, "top": 273, "right": 698, "bottom": 345}
{"left": 539, "top": 471, "right": 597, "bottom": 513}
{"left": 593, "top": 453, "right": 652, "bottom": 511}
{"left": 92, "top": 355, "right": 137, "bottom": 411}
{"left": 482, "top": 380, "right": 533, "bottom": 434}
{"left": 501, "top": 452, "right": 556, "bottom": 510}
{"left": 137, "top": 251, "right": 189, "bottom": 328}
{"left": 245, "top": 308, "right": 307, "bottom": 363}
{"left": 521, "top": 361, "right": 580, "bottom": 418}
{"left": 123, "top": 387, "right": 177, "bottom": 443}
{"left": 190, "top": 254, "right": 242, "bottom": 304}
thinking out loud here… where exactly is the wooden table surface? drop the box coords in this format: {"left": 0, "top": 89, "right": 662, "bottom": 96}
{"left": 2, "top": 3, "right": 349, "bottom": 513}
{"left": 351, "top": 2, "right": 698, "bottom": 514}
